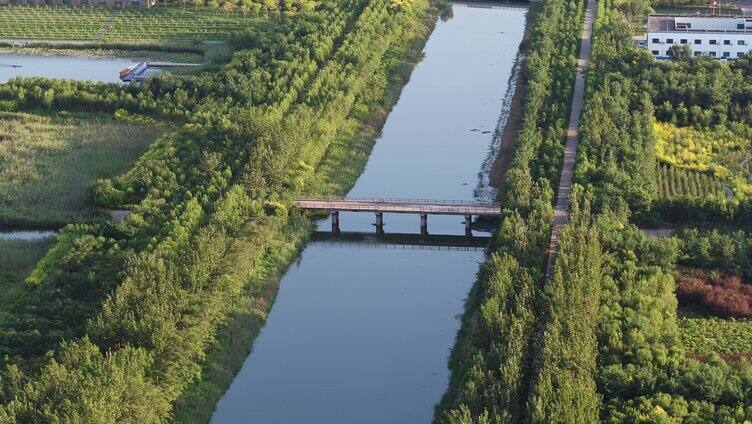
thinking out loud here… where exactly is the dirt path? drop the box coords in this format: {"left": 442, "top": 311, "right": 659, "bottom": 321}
{"left": 95, "top": 11, "right": 118, "bottom": 42}
{"left": 544, "top": 0, "right": 596, "bottom": 281}
{"left": 642, "top": 228, "right": 676, "bottom": 238}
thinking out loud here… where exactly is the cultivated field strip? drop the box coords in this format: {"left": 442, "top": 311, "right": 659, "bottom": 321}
{"left": 0, "top": 5, "right": 261, "bottom": 41}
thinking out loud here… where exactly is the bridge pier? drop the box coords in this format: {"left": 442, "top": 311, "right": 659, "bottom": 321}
{"left": 330, "top": 211, "right": 340, "bottom": 233}
{"left": 375, "top": 212, "right": 384, "bottom": 235}
{"left": 420, "top": 213, "right": 428, "bottom": 236}
{"left": 464, "top": 214, "right": 472, "bottom": 237}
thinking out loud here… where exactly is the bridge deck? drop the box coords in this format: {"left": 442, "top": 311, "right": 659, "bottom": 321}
{"left": 293, "top": 197, "right": 501, "bottom": 216}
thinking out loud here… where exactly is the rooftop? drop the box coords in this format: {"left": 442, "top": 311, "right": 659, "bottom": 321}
{"left": 648, "top": 14, "right": 752, "bottom": 34}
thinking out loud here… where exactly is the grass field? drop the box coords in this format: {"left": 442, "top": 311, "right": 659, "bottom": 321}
{"left": 0, "top": 237, "right": 56, "bottom": 325}
{"left": 0, "top": 5, "right": 268, "bottom": 42}
{"left": 0, "top": 112, "right": 162, "bottom": 227}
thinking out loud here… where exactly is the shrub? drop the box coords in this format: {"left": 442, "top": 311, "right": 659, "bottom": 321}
{"left": 676, "top": 268, "right": 752, "bottom": 318}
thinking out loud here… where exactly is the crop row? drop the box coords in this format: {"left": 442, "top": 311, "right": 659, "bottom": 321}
{"left": 0, "top": 5, "right": 260, "bottom": 40}
{"left": 657, "top": 162, "right": 727, "bottom": 200}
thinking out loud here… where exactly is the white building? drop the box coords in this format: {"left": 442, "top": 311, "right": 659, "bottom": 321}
{"left": 647, "top": 14, "right": 752, "bottom": 59}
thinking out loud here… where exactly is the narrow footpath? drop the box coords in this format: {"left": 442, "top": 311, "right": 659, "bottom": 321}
{"left": 95, "top": 11, "right": 118, "bottom": 42}
{"left": 544, "top": 0, "right": 596, "bottom": 280}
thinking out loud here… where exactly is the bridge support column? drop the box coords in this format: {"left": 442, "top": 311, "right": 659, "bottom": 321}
{"left": 330, "top": 211, "right": 340, "bottom": 233}
{"left": 464, "top": 214, "right": 472, "bottom": 237}
{"left": 420, "top": 213, "right": 428, "bottom": 236}
{"left": 375, "top": 212, "right": 384, "bottom": 235}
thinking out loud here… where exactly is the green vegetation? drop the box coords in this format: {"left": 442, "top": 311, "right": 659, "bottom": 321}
{"left": 0, "top": 5, "right": 107, "bottom": 41}
{"left": 679, "top": 315, "right": 752, "bottom": 356}
{"left": 0, "top": 0, "right": 436, "bottom": 420}
{"left": 172, "top": 5, "right": 435, "bottom": 420}
{"left": 0, "top": 5, "right": 269, "bottom": 42}
{"left": 443, "top": 0, "right": 752, "bottom": 419}
{"left": 0, "top": 112, "right": 162, "bottom": 227}
{"left": 0, "top": 237, "right": 55, "bottom": 325}
{"left": 655, "top": 121, "right": 751, "bottom": 198}
{"left": 5, "top": 0, "right": 752, "bottom": 419}
{"left": 524, "top": 198, "right": 602, "bottom": 423}
{"left": 107, "top": 7, "right": 271, "bottom": 42}
{"left": 678, "top": 227, "right": 752, "bottom": 280}
{"left": 575, "top": 0, "right": 752, "bottom": 420}
{"left": 657, "top": 163, "right": 727, "bottom": 200}
{"left": 169, "top": 216, "right": 309, "bottom": 423}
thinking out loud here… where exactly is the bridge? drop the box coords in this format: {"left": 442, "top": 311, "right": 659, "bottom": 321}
{"left": 293, "top": 196, "right": 501, "bottom": 235}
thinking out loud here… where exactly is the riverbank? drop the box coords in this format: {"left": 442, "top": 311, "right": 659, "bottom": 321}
{"left": 488, "top": 3, "right": 538, "bottom": 190}
{"left": 169, "top": 3, "right": 441, "bottom": 422}
{"left": 0, "top": 45, "right": 204, "bottom": 64}
{"left": 489, "top": 69, "right": 525, "bottom": 189}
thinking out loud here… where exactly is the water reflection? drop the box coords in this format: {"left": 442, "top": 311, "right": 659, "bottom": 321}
{"left": 310, "top": 230, "right": 493, "bottom": 251}
{"left": 0, "top": 54, "right": 135, "bottom": 83}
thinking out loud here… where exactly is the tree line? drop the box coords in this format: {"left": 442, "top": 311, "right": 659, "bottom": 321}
{"left": 577, "top": 0, "right": 752, "bottom": 421}
{"left": 0, "top": 0, "right": 434, "bottom": 420}
{"left": 435, "top": 0, "right": 594, "bottom": 420}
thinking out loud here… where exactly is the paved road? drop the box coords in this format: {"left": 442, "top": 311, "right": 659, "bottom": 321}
{"left": 544, "top": 0, "right": 596, "bottom": 281}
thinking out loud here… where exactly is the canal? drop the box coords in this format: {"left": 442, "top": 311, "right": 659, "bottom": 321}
{"left": 0, "top": 53, "right": 135, "bottom": 84}
{"left": 211, "top": 3, "right": 527, "bottom": 423}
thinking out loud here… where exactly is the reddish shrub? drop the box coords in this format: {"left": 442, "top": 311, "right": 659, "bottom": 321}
{"left": 676, "top": 268, "right": 752, "bottom": 318}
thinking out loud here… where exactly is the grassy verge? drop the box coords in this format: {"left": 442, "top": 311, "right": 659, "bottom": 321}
{"left": 169, "top": 213, "right": 311, "bottom": 424}
{"left": 169, "top": 5, "right": 438, "bottom": 422}
{"left": 0, "top": 236, "right": 56, "bottom": 325}
{"left": 0, "top": 111, "right": 162, "bottom": 227}
{"left": 0, "top": 45, "right": 203, "bottom": 63}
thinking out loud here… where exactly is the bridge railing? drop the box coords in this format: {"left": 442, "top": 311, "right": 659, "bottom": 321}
{"left": 293, "top": 196, "right": 500, "bottom": 207}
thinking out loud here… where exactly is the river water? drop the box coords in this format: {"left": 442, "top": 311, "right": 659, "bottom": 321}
{"left": 0, "top": 53, "right": 133, "bottom": 84}
{"left": 211, "top": 4, "right": 527, "bottom": 423}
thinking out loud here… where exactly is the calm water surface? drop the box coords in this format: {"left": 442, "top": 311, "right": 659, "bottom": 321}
{"left": 212, "top": 4, "right": 527, "bottom": 423}
{"left": 0, "top": 54, "right": 133, "bottom": 83}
